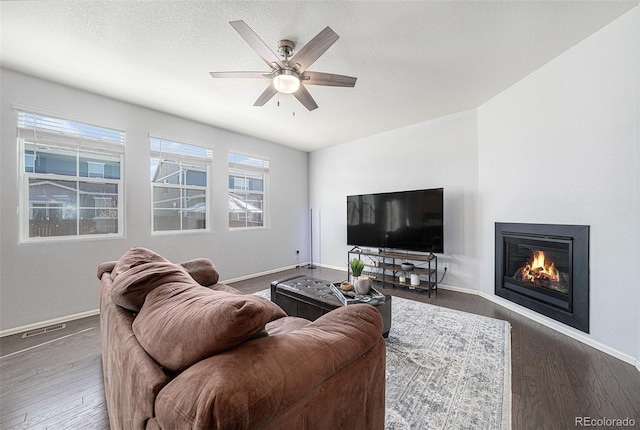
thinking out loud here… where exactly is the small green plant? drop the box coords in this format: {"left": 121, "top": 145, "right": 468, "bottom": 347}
{"left": 350, "top": 258, "right": 365, "bottom": 277}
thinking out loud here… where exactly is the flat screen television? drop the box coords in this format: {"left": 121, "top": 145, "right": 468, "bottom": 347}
{"left": 347, "top": 188, "right": 443, "bottom": 253}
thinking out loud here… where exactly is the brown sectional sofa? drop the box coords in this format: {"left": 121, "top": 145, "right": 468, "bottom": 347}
{"left": 97, "top": 248, "right": 386, "bottom": 429}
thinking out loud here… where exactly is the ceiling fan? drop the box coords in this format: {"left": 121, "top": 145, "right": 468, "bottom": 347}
{"left": 210, "top": 20, "right": 357, "bottom": 111}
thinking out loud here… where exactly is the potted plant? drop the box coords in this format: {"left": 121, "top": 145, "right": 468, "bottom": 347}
{"left": 349, "top": 258, "right": 371, "bottom": 295}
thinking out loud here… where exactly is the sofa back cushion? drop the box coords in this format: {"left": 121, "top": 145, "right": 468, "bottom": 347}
{"left": 180, "top": 258, "right": 220, "bottom": 287}
{"left": 111, "top": 247, "right": 170, "bottom": 279}
{"left": 109, "top": 247, "right": 225, "bottom": 312}
{"left": 132, "top": 284, "right": 287, "bottom": 372}
{"left": 111, "top": 262, "right": 194, "bottom": 312}
{"left": 109, "top": 247, "right": 194, "bottom": 312}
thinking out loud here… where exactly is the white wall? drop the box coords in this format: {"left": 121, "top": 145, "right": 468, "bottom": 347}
{"left": 310, "top": 7, "right": 639, "bottom": 363}
{"left": 0, "top": 69, "right": 310, "bottom": 332}
{"left": 309, "top": 109, "right": 480, "bottom": 290}
{"left": 477, "top": 7, "right": 638, "bottom": 360}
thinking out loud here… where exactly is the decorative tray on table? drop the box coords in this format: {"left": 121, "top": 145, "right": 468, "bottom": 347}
{"left": 329, "top": 282, "right": 386, "bottom": 306}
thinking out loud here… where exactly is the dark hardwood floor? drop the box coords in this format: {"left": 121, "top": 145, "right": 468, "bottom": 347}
{"left": 1, "top": 266, "right": 639, "bottom": 429}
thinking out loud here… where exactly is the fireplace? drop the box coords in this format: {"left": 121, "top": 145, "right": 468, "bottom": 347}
{"left": 495, "top": 223, "right": 589, "bottom": 333}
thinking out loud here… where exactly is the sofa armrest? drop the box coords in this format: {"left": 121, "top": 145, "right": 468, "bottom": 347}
{"left": 154, "top": 304, "right": 384, "bottom": 430}
{"left": 97, "top": 261, "right": 117, "bottom": 280}
{"left": 99, "top": 272, "right": 170, "bottom": 430}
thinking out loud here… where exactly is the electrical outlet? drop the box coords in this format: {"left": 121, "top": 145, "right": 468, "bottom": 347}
{"left": 442, "top": 262, "right": 449, "bottom": 271}
{"left": 296, "top": 249, "right": 299, "bottom": 254}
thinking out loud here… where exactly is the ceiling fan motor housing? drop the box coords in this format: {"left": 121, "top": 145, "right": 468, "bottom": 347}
{"left": 277, "top": 40, "right": 295, "bottom": 59}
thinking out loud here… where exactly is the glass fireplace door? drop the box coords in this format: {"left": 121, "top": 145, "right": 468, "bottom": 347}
{"left": 502, "top": 234, "right": 572, "bottom": 312}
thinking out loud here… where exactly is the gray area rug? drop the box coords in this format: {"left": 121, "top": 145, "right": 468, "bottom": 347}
{"left": 256, "top": 290, "right": 511, "bottom": 430}
{"left": 385, "top": 296, "right": 511, "bottom": 430}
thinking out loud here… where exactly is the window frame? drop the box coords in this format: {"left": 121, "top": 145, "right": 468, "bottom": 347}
{"left": 228, "top": 152, "right": 270, "bottom": 230}
{"left": 16, "top": 108, "right": 125, "bottom": 243}
{"left": 150, "top": 136, "right": 212, "bottom": 234}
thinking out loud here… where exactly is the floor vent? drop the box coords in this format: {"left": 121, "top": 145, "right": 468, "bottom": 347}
{"left": 21, "top": 323, "right": 66, "bottom": 339}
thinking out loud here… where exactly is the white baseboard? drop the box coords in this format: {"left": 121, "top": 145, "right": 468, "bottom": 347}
{"left": 4, "top": 270, "right": 638, "bottom": 373}
{"left": 437, "top": 284, "right": 639, "bottom": 369}
{"left": 437, "top": 283, "right": 480, "bottom": 294}
{"left": 0, "top": 309, "right": 100, "bottom": 338}
{"left": 480, "top": 292, "right": 639, "bottom": 367}
{"left": 219, "top": 263, "right": 306, "bottom": 284}
{"left": 314, "top": 263, "right": 346, "bottom": 272}
{"left": 221, "top": 262, "right": 348, "bottom": 284}
{"left": 1, "top": 263, "right": 314, "bottom": 338}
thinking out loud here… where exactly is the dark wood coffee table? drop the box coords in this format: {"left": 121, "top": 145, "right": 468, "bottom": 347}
{"left": 270, "top": 275, "right": 391, "bottom": 337}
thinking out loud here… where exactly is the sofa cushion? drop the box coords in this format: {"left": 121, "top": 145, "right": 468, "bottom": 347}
{"left": 109, "top": 247, "right": 196, "bottom": 312}
{"left": 180, "top": 258, "right": 220, "bottom": 287}
{"left": 265, "top": 316, "right": 312, "bottom": 336}
{"left": 111, "top": 247, "right": 170, "bottom": 279}
{"left": 153, "top": 305, "right": 385, "bottom": 429}
{"left": 132, "top": 284, "right": 287, "bottom": 372}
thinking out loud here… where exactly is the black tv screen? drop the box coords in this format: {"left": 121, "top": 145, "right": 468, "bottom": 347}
{"left": 347, "top": 188, "right": 443, "bottom": 253}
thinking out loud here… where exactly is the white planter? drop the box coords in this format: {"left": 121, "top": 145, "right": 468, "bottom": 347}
{"left": 353, "top": 276, "right": 371, "bottom": 295}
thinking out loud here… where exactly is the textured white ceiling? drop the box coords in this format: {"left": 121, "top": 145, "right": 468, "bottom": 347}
{"left": 1, "top": 1, "right": 637, "bottom": 152}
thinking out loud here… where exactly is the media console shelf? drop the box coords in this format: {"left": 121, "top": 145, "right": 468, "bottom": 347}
{"left": 348, "top": 247, "right": 438, "bottom": 297}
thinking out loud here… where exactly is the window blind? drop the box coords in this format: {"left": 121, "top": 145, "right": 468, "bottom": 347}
{"left": 228, "top": 153, "right": 270, "bottom": 174}
{"left": 150, "top": 137, "right": 212, "bottom": 164}
{"left": 17, "top": 110, "right": 125, "bottom": 151}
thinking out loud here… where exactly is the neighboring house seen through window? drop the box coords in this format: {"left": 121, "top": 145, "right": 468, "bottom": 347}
{"left": 150, "top": 137, "right": 212, "bottom": 232}
{"left": 17, "top": 110, "right": 125, "bottom": 241}
{"left": 228, "top": 153, "right": 269, "bottom": 229}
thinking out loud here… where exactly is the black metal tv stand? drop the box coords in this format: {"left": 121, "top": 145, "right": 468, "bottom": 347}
{"left": 347, "top": 247, "right": 438, "bottom": 297}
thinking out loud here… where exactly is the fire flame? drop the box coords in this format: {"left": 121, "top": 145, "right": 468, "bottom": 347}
{"left": 521, "top": 250, "right": 560, "bottom": 283}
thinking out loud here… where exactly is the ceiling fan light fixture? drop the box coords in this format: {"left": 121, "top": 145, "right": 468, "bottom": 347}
{"left": 273, "top": 70, "right": 300, "bottom": 94}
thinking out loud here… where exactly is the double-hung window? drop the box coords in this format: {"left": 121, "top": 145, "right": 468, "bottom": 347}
{"left": 228, "top": 153, "right": 269, "bottom": 229}
{"left": 150, "top": 137, "right": 212, "bottom": 232}
{"left": 17, "top": 110, "right": 125, "bottom": 241}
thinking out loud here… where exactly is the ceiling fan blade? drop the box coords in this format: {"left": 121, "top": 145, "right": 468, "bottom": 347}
{"left": 254, "top": 84, "right": 278, "bottom": 107}
{"left": 289, "top": 27, "right": 339, "bottom": 73}
{"left": 302, "top": 71, "right": 357, "bottom": 87}
{"left": 210, "top": 71, "right": 271, "bottom": 79}
{"left": 293, "top": 85, "right": 319, "bottom": 111}
{"left": 230, "top": 20, "right": 283, "bottom": 69}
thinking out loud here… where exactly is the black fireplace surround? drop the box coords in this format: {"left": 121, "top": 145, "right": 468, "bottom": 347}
{"left": 495, "top": 223, "right": 589, "bottom": 333}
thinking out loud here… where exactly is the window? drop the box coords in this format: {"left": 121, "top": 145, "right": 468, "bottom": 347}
{"left": 17, "top": 110, "right": 125, "bottom": 241}
{"left": 150, "top": 137, "right": 212, "bottom": 232}
{"left": 228, "top": 153, "right": 269, "bottom": 228}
